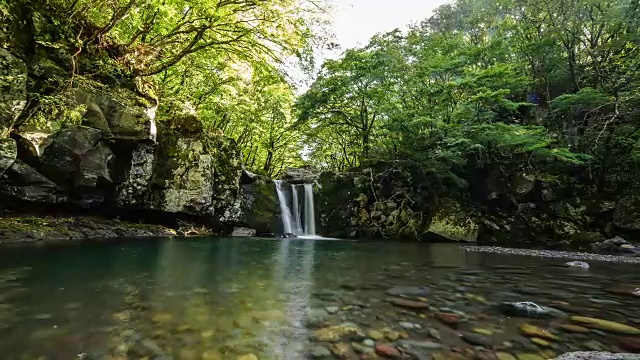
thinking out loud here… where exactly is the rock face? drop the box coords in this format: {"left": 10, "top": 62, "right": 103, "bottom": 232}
{"left": 234, "top": 171, "right": 279, "bottom": 235}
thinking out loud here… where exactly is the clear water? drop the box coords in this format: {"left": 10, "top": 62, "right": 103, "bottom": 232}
{"left": 0, "top": 238, "right": 638, "bottom": 360}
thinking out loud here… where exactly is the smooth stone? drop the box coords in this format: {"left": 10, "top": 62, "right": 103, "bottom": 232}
{"left": 331, "top": 343, "right": 352, "bottom": 358}
{"left": 398, "top": 340, "right": 443, "bottom": 350}
{"left": 352, "top": 342, "right": 374, "bottom": 355}
{"left": 583, "top": 340, "right": 605, "bottom": 351}
{"left": 618, "top": 337, "right": 640, "bottom": 353}
{"left": 363, "top": 339, "right": 375, "bottom": 347}
{"left": 516, "top": 354, "right": 544, "bottom": 360}
{"left": 308, "top": 345, "right": 332, "bottom": 359}
{"left": 570, "top": 316, "right": 640, "bottom": 335}
{"left": 325, "top": 306, "right": 340, "bottom": 314}
{"left": 435, "top": 312, "right": 461, "bottom": 327}
{"left": 313, "top": 325, "right": 364, "bottom": 342}
{"left": 473, "top": 328, "right": 494, "bottom": 335}
{"left": 368, "top": 330, "right": 384, "bottom": 341}
{"left": 399, "top": 321, "right": 421, "bottom": 330}
{"left": 375, "top": 344, "right": 402, "bottom": 359}
{"left": 428, "top": 328, "right": 441, "bottom": 340}
{"left": 462, "top": 332, "right": 492, "bottom": 347}
{"left": 519, "top": 324, "right": 560, "bottom": 340}
{"left": 496, "top": 352, "right": 517, "bottom": 360}
{"left": 306, "top": 309, "right": 329, "bottom": 326}
{"left": 558, "top": 324, "right": 590, "bottom": 334}
{"left": 237, "top": 355, "right": 258, "bottom": 360}
{"left": 531, "top": 338, "right": 550, "bottom": 347}
{"left": 386, "top": 286, "right": 430, "bottom": 297}
{"left": 565, "top": 261, "right": 589, "bottom": 269}
{"left": 389, "top": 298, "right": 429, "bottom": 309}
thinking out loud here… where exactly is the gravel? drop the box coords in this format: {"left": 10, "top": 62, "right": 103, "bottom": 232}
{"left": 461, "top": 246, "right": 640, "bottom": 264}
{"left": 553, "top": 351, "right": 640, "bottom": 360}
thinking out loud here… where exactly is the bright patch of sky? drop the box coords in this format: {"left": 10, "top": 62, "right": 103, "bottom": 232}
{"left": 329, "top": 0, "right": 449, "bottom": 53}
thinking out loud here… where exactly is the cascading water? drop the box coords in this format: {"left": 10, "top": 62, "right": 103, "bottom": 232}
{"left": 273, "top": 180, "right": 318, "bottom": 237}
{"left": 274, "top": 180, "right": 295, "bottom": 234}
{"left": 303, "top": 184, "right": 316, "bottom": 236}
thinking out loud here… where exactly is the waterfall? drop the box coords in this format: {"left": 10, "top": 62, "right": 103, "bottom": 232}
{"left": 274, "top": 180, "right": 295, "bottom": 234}
{"left": 303, "top": 184, "right": 316, "bottom": 236}
{"left": 291, "top": 185, "right": 303, "bottom": 235}
{"left": 273, "top": 180, "right": 318, "bottom": 237}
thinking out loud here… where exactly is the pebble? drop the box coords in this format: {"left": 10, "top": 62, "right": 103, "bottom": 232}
{"left": 531, "top": 338, "right": 550, "bottom": 347}
{"left": 389, "top": 298, "right": 429, "bottom": 309}
{"left": 398, "top": 340, "right": 443, "bottom": 349}
{"left": 462, "top": 246, "right": 640, "bottom": 264}
{"left": 496, "top": 352, "right": 517, "bottom": 360}
{"left": 399, "top": 321, "right": 421, "bottom": 330}
{"left": 436, "top": 312, "right": 461, "bottom": 327}
{"left": 553, "top": 351, "right": 640, "bottom": 360}
{"left": 308, "top": 345, "right": 332, "bottom": 359}
{"left": 428, "top": 328, "right": 441, "bottom": 340}
{"left": 363, "top": 339, "right": 375, "bottom": 347}
{"left": 325, "top": 306, "right": 339, "bottom": 314}
{"left": 462, "top": 332, "right": 492, "bottom": 347}
{"left": 558, "top": 324, "right": 590, "bottom": 334}
{"left": 375, "top": 344, "right": 402, "bottom": 359}
{"left": 519, "top": 324, "right": 560, "bottom": 340}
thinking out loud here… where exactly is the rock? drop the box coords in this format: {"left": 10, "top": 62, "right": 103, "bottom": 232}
{"left": 398, "top": 340, "right": 442, "bottom": 350}
{"left": 614, "top": 196, "right": 640, "bottom": 231}
{"left": 565, "top": 261, "right": 589, "bottom": 269}
{"left": 0, "top": 49, "right": 28, "bottom": 132}
{"left": 368, "top": 330, "right": 385, "bottom": 341}
{"left": 281, "top": 167, "right": 318, "bottom": 184}
{"left": 203, "top": 350, "right": 222, "bottom": 360}
{"left": 583, "top": 340, "right": 605, "bottom": 351}
{"left": 435, "top": 312, "right": 461, "bottom": 327}
{"left": 313, "top": 325, "right": 364, "bottom": 342}
{"left": 462, "top": 332, "right": 492, "bottom": 347}
{"left": 0, "top": 157, "right": 59, "bottom": 204}
{"left": 426, "top": 199, "right": 479, "bottom": 242}
{"left": 605, "top": 285, "right": 640, "bottom": 297}
{"left": 237, "top": 355, "right": 258, "bottom": 360}
{"left": 475, "top": 350, "right": 499, "bottom": 360}
{"left": 386, "top": 286, "right": 430, "bottom": 297}
{"left": 530, "top": 338, "right": 550, "bottom": 347}
{"left": 569, "top": 316, "right": 640, "bottom": 335}
{"left": 553, "top": 351, "right": 640, "bottom": 360}
{"left": 496, "top": 352, "right": 517, "bottom": 360}
{"left": 375, "top": 344, "right": 402, "bottom": 359}
{"left": 399, "top": 321, "right": 421, "bottom": 330}
{"left": 10, "top": 133, "right": 40, "bottom": 168}
{"left": 498, "top": 302, "right": 561, "bottom": 318}
{"left": 389, "top": 298, "right": 429, "bottom": 309}
{"left": 231, "top": 227, "right": 257, "bottom": 237}
{"left": 307, "top": 345, "right": 331, "bottom": 359}
{"left": 558, "top": 324, "right": 590, "bottom": 334}
{"left": 593, "top": 236, "right": 640, "bottom": 256}
{"left": 428, "top": 328, "right": 441, "bottom": 340}
{"left": 325, "top": 306, "right": 340, "bottom": 314}
{"left": 519, "top": 324, "right": 559, "bottom": 340}
{"left": 473, "top": 328, "right": 493, "bottom": 335}
{"left": 305, "top": 309, "right": 329, "bottom": 327}
{"left": 363, "top": 339, "right": 375, "bottom": 347}
{"left": 516, "top": 354, "right": 544, "bottom": 360}
{"left": 330, "top": 343, "right": 353, "bottom": 359}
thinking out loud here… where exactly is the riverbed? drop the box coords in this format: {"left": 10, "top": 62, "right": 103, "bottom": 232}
{"left": 0, "top": 237, "right": 638, "bottom": 359}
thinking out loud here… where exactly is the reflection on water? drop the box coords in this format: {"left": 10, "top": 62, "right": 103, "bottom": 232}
{"left": 0, "top": 238, "right": 638, "bottom": 359}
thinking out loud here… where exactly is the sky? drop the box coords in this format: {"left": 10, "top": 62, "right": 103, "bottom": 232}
{"left": 329, "top": 0, "right": 449, "bottom": 51}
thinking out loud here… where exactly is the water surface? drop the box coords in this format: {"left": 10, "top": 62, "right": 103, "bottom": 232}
{"left": 0, "top": 238, "right": 638, "bottom": 359}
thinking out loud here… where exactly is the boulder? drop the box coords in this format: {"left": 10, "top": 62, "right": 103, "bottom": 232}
{"left": 230, "top": 227, "right": 256, "bottom": 237}
{"left": 281, "top": 167, "right": 319, "bottom": 184}
{"left": 0, "top": 49, "right": 28, "bottom": 132}
{"left": 116, "top": 142, "right": 155, "bottom": 207}
{"left": 0, "top": 159, "right": 58, "bottom": 204}
{"left": 39, "top": 126, "right": 111, "bottom": 189}
{"left": 592, "top": 236, "right": 640, "bottom": 256}
{"left": 73, "top": 87, "right": 157, "bottom": 141}
{"left": 614, "top": 196, "right": 640, "bottom": 231}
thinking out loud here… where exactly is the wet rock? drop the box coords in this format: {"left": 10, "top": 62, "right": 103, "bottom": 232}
{"left": 428, "top": 328, "right": 441, "bottom": 340}
{"left": 398, "top": 340, "right": 443, "bottom": 350}
{"left": 368, "top": 330, "right": 385, "bottom": 341}
{"left": 313, "top": 325, "right": 364, "bottom": 342}
{"left": 473, "top": 328, "right": 493, "bottom": 335}
{"left": 569, "top": 316, "right": 640, "bottom": 335}
{"left": 325, "top": 306, "right": 340, "bottom": 314}
{"left": 399, "top": 321, "right": 421, "bottom": 330}
{"left": 230, "top": 227, "right": 256, "bottom": 237}
{"left": 516, "top": 354, "right": 544, "bottom": 360}
{"left": 605, "top": 285, "right": 640, "bottom": 298}
{"left": 462, "top": 332, "right": 492, "bottom": 347}
{"left": 363, "top": 339, "right": 375, "bottom": 347}
{"left": 436, "top": 312, "right": 461, "bottom": 327}
{"left": 331, "top": 343, "right": 353, "bottom": 359}
{"left": 386, "top": 286, "right": 430, "bottom": 297}
{"left": 496, "top": 352, "right": 517, "bottom": 360}
{"left": 553, "top": 351, "right": 640, "bottom": 360}
{"left": 352, "top": 342, "right": 375, "bottom": 355}
{"left": 565, "top": 261, "right": 589, "bottom": 269}
{"left": 375, "top": 344, "right": 402, "bottom": 359}
{"left": 308, "top": 345, "right": 332, "bottom": 359}
{"left": 389, "top": 298, "right": 429, "bottom": 309}
{"left": 237, "top": 355, "right": 258, "bottom": 360}
{"left": 305, "top": 308, "right": 329, "bottom": 327}
{"left": 530, "top": 338, "right": 550, "bottom": 347}
{"left": 558, "top": 324, "right": 590, "bottom": 334}
{"left": 583, "top": 340, "right": 605, "bottom": 351}
{"left": 519, "top": 324, "right": 559, "bottom": 340}
{"left": 498, "top": 302, "right": 564, "bottom": 318}
{"left": 593, "top": 236, "right": 640, "bottom": 256}
{"left": 475, "top": 350, "right": 499, "bottom": 360}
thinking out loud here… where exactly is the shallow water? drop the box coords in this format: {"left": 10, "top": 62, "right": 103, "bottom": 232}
{"left": 0, "top": 237, "right": 638, "bottom": 360}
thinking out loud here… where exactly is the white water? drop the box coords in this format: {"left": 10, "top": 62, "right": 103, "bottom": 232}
{"left": 274, "top": 180, "right": 294, "bottom": 234}
{"left": 273, "top": 180, "right": 318, "bottom": 237}
{"left": 303, "top": 184, "right": 316, "bottom": 236}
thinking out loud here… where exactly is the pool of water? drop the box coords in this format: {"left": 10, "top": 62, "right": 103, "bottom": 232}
{"left": 0, "top": 237, "right": 638, "bottom": 360}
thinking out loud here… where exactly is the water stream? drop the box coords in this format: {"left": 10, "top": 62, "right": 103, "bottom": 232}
{"left": 274, "top": 180, "right": 317, "bottom": 237}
